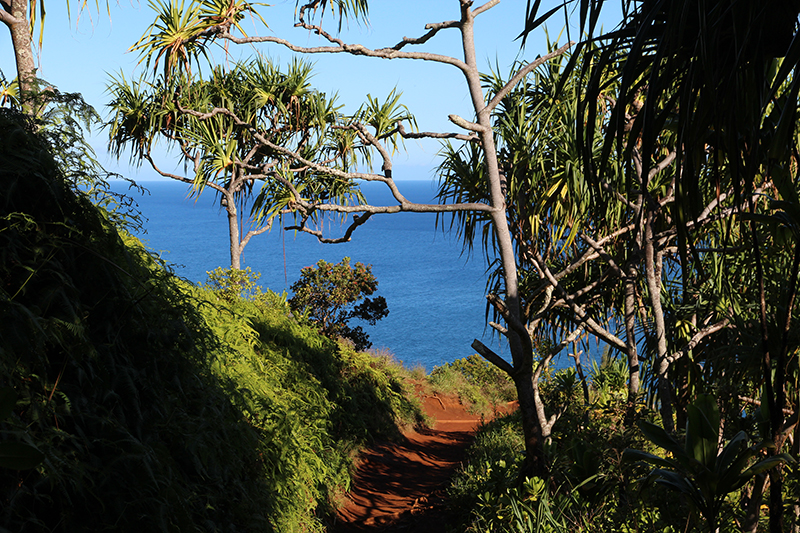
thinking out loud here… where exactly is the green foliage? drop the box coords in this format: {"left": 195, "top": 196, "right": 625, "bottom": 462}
{"left": 624, "top": 394, "right": 795, "bottom": 532}
{"left": 288, "top": 257, "right": 388, "bottom": 351}
{"left": 0, "top": 104, "right": 423, "bottom": 532}
{"left": 429, "top": 354, "right": 516, "bottom": 415}
{"left": 0, "top": 388, "right": 45, "bottom": 470}
{"left": 205, "top": 265, "right": 266, "bottom": 302}
{"left": 449, "top": 387, "right": 689, "bottom": 532}
{"left": 0, "top": 106, "right": 273, "bottom": 531}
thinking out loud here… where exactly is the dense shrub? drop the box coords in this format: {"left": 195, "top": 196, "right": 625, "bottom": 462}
{"left": 429, "top": 354, "right": 516, "bottom": 415}
{"left": 447, "top": 359, "right": 691, "bottom": 532}
{"left": 0, "top": 108, "right": 422, "bottom": 532}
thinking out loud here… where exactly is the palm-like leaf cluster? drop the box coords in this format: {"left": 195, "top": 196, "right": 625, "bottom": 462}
{"left": 106, "top": 55, "right": 388, "bottom": 267}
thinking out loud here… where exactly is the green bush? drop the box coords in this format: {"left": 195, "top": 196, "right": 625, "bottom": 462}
{"left": 0, "top": 108, "right": 274, "bottom": 532}
{"left": 429, "top": 354, "right": 516, "bottom": 415}
{"left": 0, "top": 108, "right": 423, "bottom": 532}
{"left": 447, "top": 387, "right": 689, "bottom": 532}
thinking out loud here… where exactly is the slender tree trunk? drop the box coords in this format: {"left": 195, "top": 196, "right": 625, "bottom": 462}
{"left": 742, "top": 473, "right": 768, "bottom": 533}
{"left": 624, "top": 262, "right": 640, "bottom": 396}
{"left": 645, "top": 208, "right": 673, "bottom": 432}
{"left": 224, "top": 191, "right": 242, "bottom": 269}
{"left": 515, "top": 371, "right": 547, "bottom": 476}
{"left": 4, "top": 0, "right": 36, "bottom": 110}
{"left": 749, "top": 214, "right": 784, "bottom": 533}
{"left": 459, "top": 3, "right": 545, "bottom": 476}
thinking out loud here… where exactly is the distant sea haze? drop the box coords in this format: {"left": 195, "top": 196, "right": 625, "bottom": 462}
{"left": 113, "top": 179, "right": 511, "bottom": 371}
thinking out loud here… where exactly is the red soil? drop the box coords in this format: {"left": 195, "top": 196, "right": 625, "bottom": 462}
{"left": 331, "top": 391, "right": 514, "bottom": 532}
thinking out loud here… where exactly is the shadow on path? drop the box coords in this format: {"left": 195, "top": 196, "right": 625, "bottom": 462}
{"left": 332, "top": 392, "right": 514, "bottom": 533}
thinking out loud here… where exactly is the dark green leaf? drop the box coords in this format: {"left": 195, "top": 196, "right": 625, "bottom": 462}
{"left": 0, "top": 442, "right": 45, "bottom": 470}
{"left": 0, "top": 387, "right": 17, "bottom": 421}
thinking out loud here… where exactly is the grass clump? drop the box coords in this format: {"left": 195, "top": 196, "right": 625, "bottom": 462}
{"left": 428, "top": 354, "right": 516, "bottom": 416}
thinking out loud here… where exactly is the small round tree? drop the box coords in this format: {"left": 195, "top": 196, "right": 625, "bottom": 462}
{"left": 288, "top": 257, "right": 388, "bottom": 351}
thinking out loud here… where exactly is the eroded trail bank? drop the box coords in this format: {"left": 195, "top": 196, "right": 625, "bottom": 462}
{"left": 332, "top": 393, "right": 507, "bottom": 532}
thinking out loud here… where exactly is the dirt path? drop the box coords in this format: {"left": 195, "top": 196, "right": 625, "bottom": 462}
{"left": 332, "top": 393, "right": 507, "bottom": 532}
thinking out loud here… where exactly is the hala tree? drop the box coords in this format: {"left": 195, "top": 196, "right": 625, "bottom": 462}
{"left": 106, "top": 56, "right": 379, "bottom": 270}
{"left": 542, "top": 0, "right": 800, "bottom": 528}
{"left": 288, "top": 257, "right": 388, "bottom": 352}
{"left": 113, "top": 0, "right": 590, "bottom": 476}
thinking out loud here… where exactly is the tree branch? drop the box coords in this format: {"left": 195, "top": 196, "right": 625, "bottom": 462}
{"left": 392, "top": 121, "right": 478, "bottom": 142}
{"left": 286, "top": 212, "right": 373, "bottom": 243}
{"left": 530, "top": 247, "right": 627, "bottom": 352}
{"left": 219, "top": 30, "right": 469, "bottom": 72}
{"left": 0, "top": 9, "right": 22, "bottom": 27}
{"left": 663, "top": 319, "right": 730, "bottom": 365}
{"left": 448, "top": 113, "right": 488, "bottom": 133}
{"left": 472, "top": 339, "right": 515, "bottom": 375}
{"left": 483, "top": 42, "right": 573, "bottom": 116}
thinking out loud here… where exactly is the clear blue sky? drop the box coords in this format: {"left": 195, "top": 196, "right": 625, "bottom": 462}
{"left": 1, "top": 0, "right": 619, "bottom": 182}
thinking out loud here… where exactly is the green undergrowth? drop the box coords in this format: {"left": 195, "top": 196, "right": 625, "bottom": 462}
{"left": 0, "top": 108, "right": 422, "bottom": 532}
{"left": 428, "top": 354, "right": 517, "bottom": 417}
{"left": 194, "top": 272, "right": 425, "bottom": 529}
{"left": 447, "top": 364, "right": 686, "bottom": 533}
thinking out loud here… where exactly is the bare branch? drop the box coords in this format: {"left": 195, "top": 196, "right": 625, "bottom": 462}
{"left": 487, "top": 293, "right": 529, "bottom": 338}
{"left": 448, "top": 113, "right": 488, "bottom": 133}
{"left": 472, "top": 339, "right": 516, "bottom": 376}
{"left": 388, "top": 19, "right": 460, "bottom": 51}
{"left": 648, "top": 149, "right": 678, "bottom": 180}
{"left": 483, "top": 42, "right": 573, "bottom": 116}
{"left": 580, "top": 233, "right": 625, "bottom": 277}
{"left": 472, "top": 0, "right": 501, "bottom": 16}
{"left": 530, "top": 247, "right": 627, "bottom": 352}
{"left": 239, "top": 220, "right": 274, "bottom": 250}
{"left": 393, "top": 121, "right": 478, "bottom": 142}
{"left": 286, "top": 212, "right": 373, "bottom": 244}
{"left": 738, "top": 396, "right": 796, "bottom": 417}
{"left": 143, "top": 153, "right": 227, "bottom": 196}
{"left": 533, "top": 324, "right": 584, "bottom": 438}
{"left": 663, "top": 319, "right": 730, "bottom": 365}
{"left": 489, "top": 321, "right": 508, "bottom": 335}
{"left": 0, "top": 9, "right": 22, "bottom": 26}
{"left": 218, "top": 29, "right": 469, "bottom": 72}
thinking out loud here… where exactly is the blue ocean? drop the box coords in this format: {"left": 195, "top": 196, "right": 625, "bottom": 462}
{"left": 114, "top": 179, "right": 512, "bottom": 371}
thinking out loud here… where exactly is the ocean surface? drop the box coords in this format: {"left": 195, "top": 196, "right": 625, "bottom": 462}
{"left": 113, "top": 179, "right": 512, "bottom": 371}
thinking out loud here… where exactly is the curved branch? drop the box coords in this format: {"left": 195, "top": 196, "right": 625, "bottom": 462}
{"left": 218, "top": 30, "right": 469, "bottom": 72}
{"left": 663, "top": 319, "right": 730, "bottom": 365}
{"left": 239, "top": 220, "right": 274, "bottom": 250}
{"left": 286, "top": 212, "right": 372, "bottom": 243}
{"left": 483, "top": 42, "right": 573, "bottom": 116}
{"left": 144, "top": 153, "right": 227, "bottom": 196}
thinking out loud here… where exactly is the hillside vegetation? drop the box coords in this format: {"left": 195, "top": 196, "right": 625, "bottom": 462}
{"left": 0, "top": 108, "right": 422, "bottom": 532}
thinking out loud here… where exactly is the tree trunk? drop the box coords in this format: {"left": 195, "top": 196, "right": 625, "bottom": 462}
{"left": 742, "top": 473, "right": 768, "bottom": 533}
{"left": 645, "top": 209, "right": 673, "bottom": 432}
{"left": 5, "top": 0, "right": 37, "bottom": 110}
{"left": 224, "top": 191, "right": 242, "bottom": 269}
{"left": 459, "top": 5, "right": 545, "bottom": 475}
{"left": 624, "top": 262, "right": 640, "bottom": 397}
{"left": 515, "top": 369, "right": 547, "bottom": 477}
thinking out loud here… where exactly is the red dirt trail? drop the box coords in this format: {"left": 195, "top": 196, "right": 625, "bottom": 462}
{"left": 331, "top": 392, "right": 513, "bottom": 533}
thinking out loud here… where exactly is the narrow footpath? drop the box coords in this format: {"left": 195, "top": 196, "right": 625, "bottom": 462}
{"left": 332, "top": 392, "right": 507, "bottom": 532}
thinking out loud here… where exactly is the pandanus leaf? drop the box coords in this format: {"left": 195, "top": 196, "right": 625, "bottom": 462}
{"left": 685, "top": 394, "right": 720, "bottom": 469}
{"left": 637, "top": 420, "right": 686, "bottom": 459}
{"left": 622, "top": 448, "right": 678, "bottom": 470}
